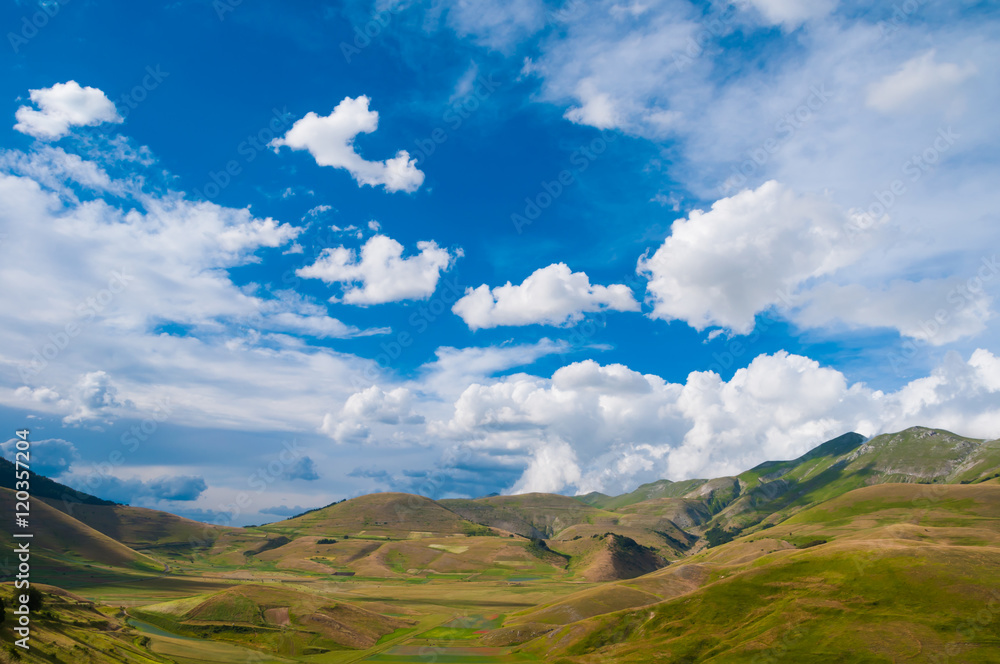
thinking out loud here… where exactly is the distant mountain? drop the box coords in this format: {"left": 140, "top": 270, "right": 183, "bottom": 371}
{"left": 15, "top": 426, "right": 1000, "bottom": 587}
{"left": 709, "top": 427, "right": 1000, "bottom": 531}
{"left": 439, "top": 492, "right": 613, "bottom": 539}
{"left": 578, "top": 477, "right": 710, "bottom": 510}
{"left": 265, "top": 491, "right": 488, "bottom": 538}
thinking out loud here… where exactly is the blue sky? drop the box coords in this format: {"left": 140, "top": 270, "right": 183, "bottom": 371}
{"left": 1, "top": 0, "right": 999, "bottom": 525}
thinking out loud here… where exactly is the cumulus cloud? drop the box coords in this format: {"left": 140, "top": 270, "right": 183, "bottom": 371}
{"left": 453, "top": 263, "right": 639, "bottom": 329}
{"left": 432, "top": 349, "right": 1000, "bottom": 496}
{"left": 297, "top": 234, "right": 460, "bottom": 305}
{"left": 321, "top": 386, "right": 425, "bottom": 444}
{"left": 13, "top": 386, "right": 64, "bottom": 405}
{"left": 0, "top": 139, "right": 389, "bottom": 433}
{"left": 419, "top": 339, "right": 568, "bottom": 400}
{"left": 146, "top": 475, "right": 208, "bottom": 501}
{"left": 14, "top": 81, "right": 123, "bottom": 140}
{"left": 269, "top": 96, "right": 424, "bottom": 193}
{"left": 60, "top": 471, "right": 208, "bottom": 503}
{"left": 510, "top": 438, "right": 582, "bottom": 494}
{"left": 64, "top": 371, "right": 132, "bottom": 424}
{"left": 867, "top": 50, "right": 977, "bottom": 114}
{"left": 638, "top": 181, "right": 865, "bottom": 334}
{"left": 1, "top": 438, "right": 79, "bottom": 477}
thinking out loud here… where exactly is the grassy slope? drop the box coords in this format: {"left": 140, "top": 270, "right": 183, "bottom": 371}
{"left": 0, "top": 583, "right": 172, "bottom": 664}
{"left": 439, "top": 493, "right": 689, "bottom": 576}
{"left": 263, "top": 492, "right": 483, "bottom": 538}
{"left": 440, "top": 493, "right": 620, "bottom": 538}
{"left": 583, "top": 478, "right": 711, "bottom": 511}
{"left": 40, "top": 500, "right": 239, "bottom": 556}
{"left": 516, "top": 480, "right": 1000, "bottom": 663}
{"left": 0, "top": 487, "right": 162, "bottom": 576}
{"left": 133, "top": 583, "right": 414, "bottom": 654}
{"left": 708, "top": 428, "right": 1000, "bottom": 532}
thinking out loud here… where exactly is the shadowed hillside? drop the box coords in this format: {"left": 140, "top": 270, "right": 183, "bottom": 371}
{"left": 0, "top": 487, "right": 162, "bottom": 575}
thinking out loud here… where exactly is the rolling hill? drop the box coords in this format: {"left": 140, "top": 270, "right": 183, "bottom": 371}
{"left": 0, "top": 486, "right": 163, "bottom": 576}
{"left": 263, "top": 491, "right": 488, "bottom": 538}
{"left": 440, "top": 492, "right": 619, "bottom": 538}
{"left": 706, "top": 427, "right": 1000, "bottom": 533}
{"left": 9, "top": 425, "right": 1000, "bottom": 663}
{"left": 133, "top": 583, "right": 414, "bottom": 654}
{"left": 512, "top": 479, "right": 1000, "bottom": 662}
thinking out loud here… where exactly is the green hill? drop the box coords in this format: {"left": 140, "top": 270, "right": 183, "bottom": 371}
{"left": 579, "top": 478, "right": 712, "bottom": 510}
{"left": 0, "top": 487, "right": 163, "bottom": 578}
{"left": 709, "top": 427, "right": 1000, "bottom": 532}
{"left": 0, "top": 583, "right": 183, "bottom": 664}
{"left": 440, "top": 492, "right": 617, "bottom": 538}
{"left": 42, "top": 500, "right": 240, "bottom": 556}
{"left": 264, "top": 491, "right": 486, "bottom": 538}
{"left": 512, "top": 480, "right": 1000, "bottom": 662}
{"left": 133, "top": 583, "right": 414, "bottom": 653}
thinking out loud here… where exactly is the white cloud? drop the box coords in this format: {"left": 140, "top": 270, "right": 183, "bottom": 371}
{"left": 638, "top": 181, "right": 865, "bottom": 334}
{"left": 867, "top": 50, "right": 977, "bottom": 114}
{"left": 636, "top": 182, "right": 997, "bottom": 344}
{"left": 14, "top": 81, "right": 123, "bottom": 140}
{"left": 419, "top": 339, "right": 568, "bottom": 401}
{"left": 13, "top": 386, "right": 63, "bottom": 404}
{"left": 438, "top": 0, "right": 547, "bottom": 51}
{"left": 453, "top": 263, "right": 639, "bottom": 329}
{"left": 0, "top": 145, "right": 389, "bottom": 433}
{"left": 450, "top": 62, "right": 480, "bottom": 103}
{"left": 296, "top": 234, "right": 460, "bottom": 305}
{"left": 321, "top": 386, "right": 425, "bottom": 444}
{"left": 63, "top": 371, "right": 132, "bottom": 424}
{"left": 794, "top": 278, "right": 993, "bottom": 345}
{"left": 741, "top": 0, "right": 837, "bottom": 29}
{"left": 510, "top": 438, "right": 581, "bottom": 493}
{"left": 269, "top": 96, "right": 424, "bottom": 193}
{"left": 0, "top": 145, "right": 122, "bottom": 197}
{"left": 433, "top": 349, "right": 1000, "bottom": 496}
{"left": 267, "top": 312, "right": 390, "bottom": 339}
{"left": 564, "top": 79, "right": 622, "bottom": 129}
{"left": 523, "top": 2, "right": 702, "bottom": 136}
{"left": 303, "top": 204, "right": 333, "bottom": 220}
